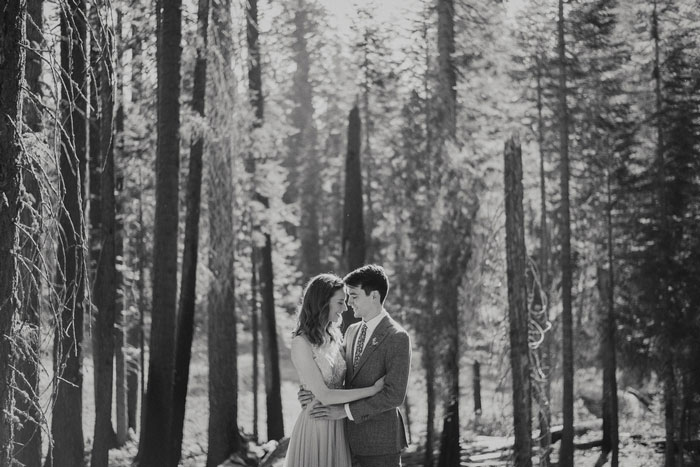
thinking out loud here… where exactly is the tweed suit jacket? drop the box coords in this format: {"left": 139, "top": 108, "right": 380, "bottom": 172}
{"left": 343, "top": 314, "right": 411, "bottom": 456}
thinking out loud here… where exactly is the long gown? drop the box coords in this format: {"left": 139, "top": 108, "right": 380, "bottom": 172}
{"left": 284, "top": 337, "right": 353, "bottom": 467}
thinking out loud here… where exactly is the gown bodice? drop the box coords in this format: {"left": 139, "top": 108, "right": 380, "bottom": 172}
{"left": 309, "top": 339, "right": 346, "bottom": 390}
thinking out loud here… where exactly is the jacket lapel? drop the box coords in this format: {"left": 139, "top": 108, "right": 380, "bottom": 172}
{"left": 350, "top": 316, "right": 392, "bottom": 383}
{"left": 345, "top": 324, "right": 359, "bottom": 383}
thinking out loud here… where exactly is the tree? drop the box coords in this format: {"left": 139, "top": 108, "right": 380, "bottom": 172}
{"left": 0, "top": 0, "right": 27, "bottom": 462}
{"left": 137, "top": 0, "right": 182, "bottom": 461}
{"left": 206, "top": 0, "right": 244, "bottom": 461}
{"left": 247, "top": 0, "right": 284, "bottom": 441}
{"left": 504, "top": 135, "right": 533, "bottom": 467}
{"left": 534, "top": 51, "right": 552, "bottom": 467}
{"left": 113, "top": 9, "right": 128, "bottom": 446}
{"left": 435, "top": 0, "right": 468, "bottom": 465}
{"left": 437, "top": 0, "right": 456, "bottom": 139}
{"left": 290, "top": 2, "right": 321, "bottom": 280}
{"left": 15, "top": 0, "right": 44, "bottom": 463}
{"left": 556, "top": 0, "right": 575, "bottom": 465}
{"left": 91, "top": 1, "right": 118, "bottom": 464}
{"left": 46, "top": 1, "right": 89, "bottom": 465}
{"left": 342, "top": 104, "right": 365, "bottom": 332}
{"left": 170, "top": 0, "right": 209, "bottom": 463}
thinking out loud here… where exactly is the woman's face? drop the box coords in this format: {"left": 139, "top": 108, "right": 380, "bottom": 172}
{"left": 328, "top": 288, "right": 348, "bottom": 324}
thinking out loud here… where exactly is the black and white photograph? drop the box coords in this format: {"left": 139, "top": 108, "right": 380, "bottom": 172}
{"left": 1, "top": 0, "right": 699, "bottom": 465}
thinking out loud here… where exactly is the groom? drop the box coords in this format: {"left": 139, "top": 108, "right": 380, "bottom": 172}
{"left": 301, "top": 264, "right": 412, "bottom": 467}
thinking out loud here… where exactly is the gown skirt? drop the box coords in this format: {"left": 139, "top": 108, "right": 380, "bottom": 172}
{"left": 283, "top": 401, "right": 353, "bottom": 467}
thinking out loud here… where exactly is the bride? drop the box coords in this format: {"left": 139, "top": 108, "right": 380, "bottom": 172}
{"left": 284, "top": 274, "right": 384, "bottom": 467}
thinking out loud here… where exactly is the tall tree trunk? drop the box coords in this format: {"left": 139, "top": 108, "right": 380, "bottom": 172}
{"left": 252, "top": 258, "right": 260, "bottom": 442}
{"left": 246, "top": 0, "right": 284, "bottom": 441}
{"left": 504, "top": 136, "right": 533, "bottom": 467}
{"left": 436, "top": 313, "right": 460, "bottom": 467}
{"left": 437, "top": 0, "right": 456, "bottom": 139}
{"left": 138, "top": 0, "right": 181, "bottom": 461}
{"left": 361, "top": 50, "right": 375, "bottom": 263}
{"left": 424, "top": 347, "right": 436, "bottom": 467}
{"left": 137, "top": 171, "right": 147, "bottom": 432}
{"left": 0, "top": 1, "right": 26, "bottom": 462}
{"left": 291, "top": 5, "right": 320, "bottom": 279}
{"left": 342, "top": 104, "right": 365, "bottom": 332}
{"left": 535, "top": 54, "right": 551, "bottom": 467}
{"left": 597, "top": 263, "right": 618, "bottom": 467}
{"left": 436, "top": 0, "right": 465, "bottom": 464}
{"left": 206, "top": 0, "right": 243, "bottom": 462}
{"left": 170, "top": 0, "right": 209, "bottom": 463}
{"left": 127, "top": 12, "right": 145, "bottom": 434}
{"left": 91, "top": 2, "right": 117, "bottom": 464}
{"left": 598, "top": 147, "right": 619, "bottom": 467}
{"left": 113, "top": 10, "right": 128, "bottom": 446}
{"left": 557, "top": 0, "right": 574, "bottom": 465}
{"left": 15, "top": 0, "right": 44, "bottom": 463}
{"left": 473, "top": 361, "right": 481, "bottom": 417}
{"left": 48, "top": 1, "right": 89, "bottom": 464}
{"left": 436, "top": 205, "right": 466, "bottom": 467}
{"left": 650, "top": 4, "right": 675, "bottom": 465}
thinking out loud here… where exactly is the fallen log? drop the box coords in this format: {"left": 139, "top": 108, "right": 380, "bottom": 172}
{"left": 648, "top": 438, "right": 700, "bottom": 454}
{"left": 549, "top": 418, "right": 602, "bottom": 444}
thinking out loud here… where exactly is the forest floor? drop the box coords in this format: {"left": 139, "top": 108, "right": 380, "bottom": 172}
{"left": 38, "top": 311, "right": 668, "bottom": 466}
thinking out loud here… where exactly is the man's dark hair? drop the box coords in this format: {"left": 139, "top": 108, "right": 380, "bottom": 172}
{"left": 343, "top": 264, "right": 390, "bottom": 304}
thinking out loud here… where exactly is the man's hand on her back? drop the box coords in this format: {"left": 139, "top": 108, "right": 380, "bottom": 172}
{"left": 297, "top": 387, "right": 314, "bottom": 408}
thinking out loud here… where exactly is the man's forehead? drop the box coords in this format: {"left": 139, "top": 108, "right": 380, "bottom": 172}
{"left": 346, "top": 285, "right": 362, "bottom": 293}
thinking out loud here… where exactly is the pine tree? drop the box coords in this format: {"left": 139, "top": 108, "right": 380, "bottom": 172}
{"left": 138, "top": 0, "right": 182, "bottom": 461}
{"left": 207, "top": 0, "right": 244, "bottom": 462}
{"left": 171, "top": 0, "right": 210, "bottom": 463}
{"left": 0, "top": 0, "right": 27, "bottom": 462}
{"left": 91, "top": 2, "right": 118, "bottom": 464}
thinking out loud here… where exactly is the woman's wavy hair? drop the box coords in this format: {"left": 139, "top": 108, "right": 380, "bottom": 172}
{"left": 293, "top": 273, "right": 345, "bottom": 346}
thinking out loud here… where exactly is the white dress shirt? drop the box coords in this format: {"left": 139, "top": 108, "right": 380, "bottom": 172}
{"left": 345, "top": 309, "right": 388, "bottom": 420}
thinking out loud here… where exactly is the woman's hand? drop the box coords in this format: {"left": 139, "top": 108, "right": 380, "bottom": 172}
{"left": 372, "top": 376, "right": 386, "bottom": 394}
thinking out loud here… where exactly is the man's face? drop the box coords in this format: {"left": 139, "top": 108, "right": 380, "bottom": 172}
{"left": 346, "top": 285, "right": 373, "bottom": 320}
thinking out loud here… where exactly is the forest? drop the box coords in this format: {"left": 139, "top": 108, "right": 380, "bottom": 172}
{"left": 1, "top": 0, "right": 700, "bottom": 466}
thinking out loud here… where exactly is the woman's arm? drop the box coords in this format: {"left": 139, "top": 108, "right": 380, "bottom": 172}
{"left": 291, "top": 337, "right": 382, "bottom": 406}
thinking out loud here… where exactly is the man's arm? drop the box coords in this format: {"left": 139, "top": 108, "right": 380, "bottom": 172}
{"left": 347, "top": 331, "right": 411, "bottom": 423}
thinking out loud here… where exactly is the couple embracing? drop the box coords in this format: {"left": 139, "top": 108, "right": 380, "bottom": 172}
{"left": 284, "top": 264, "right": 412, "bottom": 467}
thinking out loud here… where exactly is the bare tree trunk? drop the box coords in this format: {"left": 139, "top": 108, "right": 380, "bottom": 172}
{"left": 473, "top": 361, "right": 482, "bottom": 417}
{"left": 504, "top": 136, "right": 532, "bottom": 467}
{"left": 113, "top": 11, "right": 128, "bottom": 445}
{"left": 650, "top": 4, "right": 676, "bottom": 465}
{"left": 360, "top": 48, "right": 375, "bottom": 263}
{"left": 535, "top": 54, "right": 551, "bottom": 467}
{"left": 246, "top": 0, "right": 284, "bottom": 441}
{"left": 436, "top": 322, "right": 460, "bottom": 467}
{"left": 15, "top": 0, "right": 44, "bottom": 463}
{"left": 291, "top": 5, "right": 320, "bottom": 279}
{"left": 597, "top": 148, "right": 619, "bottom": 467}
{"left": 0, "top": 1, "right": 26, "bottom": 461}
{"left": 137, "top": 0, "right": 181, "bottom": 460}
{"left": 48, "top": 3, "right": 89, "bottom": 465}
{"left": 91, "top": 3, "right": 117, "bottom": 464}
{"left": 437, "top": 0, "right": 456, "bottom": 139}
{"left": 206, "top": 0, "right": 243, "bottom": 462}
{"left": 136, "top": 171, "right": 147, "bottom": 433}
{"left": 170, "top": 0, "right": 209, "bottom": 463}
{"left": 424, "top": 348, "right": 436, "bottom": 467}
{"left": 252, "top": 258, "right": 260, "bottom": 442}
{"left": 127, "top": 14, "right": 145, "bottom": 434}
{"left": 556, "top": 1, "right": 574, "bottom": 465}
{"left": 342, "top": 104, "right": 365, "bottom": 332}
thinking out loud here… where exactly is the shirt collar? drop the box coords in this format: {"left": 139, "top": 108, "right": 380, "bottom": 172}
{"left": 362, "top": 308, "right": 388, "bottom": 334}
